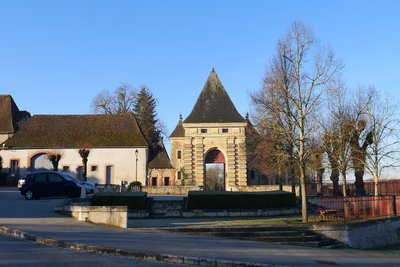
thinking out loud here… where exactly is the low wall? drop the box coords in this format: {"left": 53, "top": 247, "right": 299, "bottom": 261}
{"left": 142, "top": 186, "right": 199, "bottom": 195}
{"left": 63, "top": 205, "right": 128, "bottom": 228}
{"left": 236, "top": 185, "right": 300, "bottom": 196}
{"left": 312, "top": 217, "right": 400, "bottom": 248}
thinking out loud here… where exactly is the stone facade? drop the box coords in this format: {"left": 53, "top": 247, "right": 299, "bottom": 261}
{"left": 171, "top": 123, "right": 248, "bottom": 190}
{"left": 170, "top": 70, "right": 249, "bottom": 191}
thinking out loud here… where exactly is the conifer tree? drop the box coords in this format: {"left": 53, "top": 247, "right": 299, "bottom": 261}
{"left": 134, "top": 86, "right": 161, "bottom": 148}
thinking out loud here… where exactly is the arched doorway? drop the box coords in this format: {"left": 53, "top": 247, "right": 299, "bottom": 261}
{"left": 30, "top": 153, "right": 53, "bottom": 172}
{"left": 204, "top": 149, "right": 225, "bottom": 191}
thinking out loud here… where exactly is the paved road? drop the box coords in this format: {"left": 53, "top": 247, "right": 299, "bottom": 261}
{"left": 0, "top": 233, "right": 187, "bottom": 267}
{"left": 1, "top": 188, "right": 400, "bottom": 267}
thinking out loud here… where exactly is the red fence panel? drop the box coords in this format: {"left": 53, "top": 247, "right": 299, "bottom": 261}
{"left": 343, "top": 196, "right": 396, "bottom": 222}
{"left": 307, "top": 180, "right": 400, "bottom": 196}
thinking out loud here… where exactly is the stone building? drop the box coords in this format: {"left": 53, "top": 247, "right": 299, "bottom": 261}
{"left": 0, "top": 114, "right": 149, "bottom": 185}
{"left": 0, "top": 95, "right": 30, "bottom": 144}
{"left": 170, "top": 69, "right": 249, "bottom": 191}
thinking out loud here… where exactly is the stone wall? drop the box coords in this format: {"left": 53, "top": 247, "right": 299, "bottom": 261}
{"left": 312, "top": 217, "right": 400, "bottom": 248}
{"left": 64, "top": 205, "right": 128, "bottom": 228}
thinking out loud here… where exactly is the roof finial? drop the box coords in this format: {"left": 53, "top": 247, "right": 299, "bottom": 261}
{"left": 245, "top": 112, "right": 249, "bottom": 120}
{"left": 179, "top": 113, "right": 183, "bottom": 122}
{"left": 211, "top": 67, "right": 215, "bottom": 73}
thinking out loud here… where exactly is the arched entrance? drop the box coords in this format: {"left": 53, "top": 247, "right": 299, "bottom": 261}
{"left": 204, "top": 149, "right": 225, "bottom": 191}
{"left": 30, "top": 153, "right": 53, "bottom": 172}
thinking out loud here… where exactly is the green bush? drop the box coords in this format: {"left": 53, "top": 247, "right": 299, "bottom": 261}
{"left": 187, "top": 190, "right": 296, "bottom": 210}
{"left": 91, "top": 192, "right": 147, "bottom": 209}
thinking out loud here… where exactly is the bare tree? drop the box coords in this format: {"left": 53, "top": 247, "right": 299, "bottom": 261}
{"left": 79, "top": 149, "right": 90, "bottom": 182}
{"left": 349, "top": 89, "right": 375, "bottom": 195}
{"left": 47, "top": 152, "right": 62, "bottom": 171}
{"left": 251, "top": 21, "right": 343, "bottom": 222}
{"left": 322, "top": 87, "right": 353, "bottom": 197}
{"left": 91, "top": 83, "right": 137, "bottom": 114}
{"left": 323, "top": 132, "right": 341, "bottom": 195}
{"left": 364, "top": 92, "right": 400, "bottom": 196}
{"left": 307, "top": 140, "right": 325, "bottom": 195}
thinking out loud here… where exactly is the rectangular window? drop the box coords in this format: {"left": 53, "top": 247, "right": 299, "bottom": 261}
{"left": 151, "top": 177, "right": 157, "bottom": 186}
{"left": 106, "top": 166, "right": 113, "bottom": 184}
{"left": 222, "top": 128, "right": 229, "bottom": 133}
{"left": 91, "top": 165, "right": 98, "bottom": 172}
{"left": 10, "top": 160, "right": 19, "bottom": 177}
{"left": 164, "top": 177, "right": 170, "bottom": 186}
{"left": 200, "top": 129, "right": 207, "bottom": 134}
{"left": 177, "top": 171, "right": 181, "bottom": 179}
{"left": 177, "top": 150, "right": 182, "bottom": 159}
{"left": 62, "top": 166, "right": 70, "bottom": 172}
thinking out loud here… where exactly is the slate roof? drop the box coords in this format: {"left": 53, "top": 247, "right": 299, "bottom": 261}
{"left": 0, "top": 95, "right": 31, "bottom": 134}
{"left": 148, "top": 139, "right": 174, "bottom": 169}
{"left": 170, "top": 114, "right": 185, "bottom": 138}
{"left": 184, "top": 69, "right": 246, "bottom": 124}
{"left": 2, "top": 114, "right": 148, "bottom": 148}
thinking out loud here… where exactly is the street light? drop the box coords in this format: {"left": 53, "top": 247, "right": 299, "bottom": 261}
{"left": 135, "top": 149, "right": 139, "bottom": 184}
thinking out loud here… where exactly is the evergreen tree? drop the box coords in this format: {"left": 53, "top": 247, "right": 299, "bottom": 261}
{"left": 134, "top": 86, "right": 161, "bottom": 148}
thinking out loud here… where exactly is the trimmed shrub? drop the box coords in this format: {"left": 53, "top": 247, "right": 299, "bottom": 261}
{"left": 91, "top": 192, "right": 147, "bottom": 210}
{"left": 187, "top": 190, "right": 296, "bottom": 210}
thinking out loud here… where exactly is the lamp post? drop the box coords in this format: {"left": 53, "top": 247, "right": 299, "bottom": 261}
{"left": 135, "top": 149, "right": 139, "bottom": 184}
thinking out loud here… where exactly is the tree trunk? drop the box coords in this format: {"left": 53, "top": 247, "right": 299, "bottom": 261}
{"left": 83, "top": 158, "right": 88, "bottom": 182}
{"left": 300, "top": 167, "right": 308, "bottom": 223}
{"left": 341, "top": 171, "right": 347, "bottom": 197}
{"left": 354, "top": 169, "right": 366, "bottom": 195}
{"left": 374, "top": 173, "right": 379, "bottom": 196}
{"left": 316, "top": 168, "right": 324, "bottom": 196}
{"left": 330, "top": 169, "right": 341, "bottom": 196}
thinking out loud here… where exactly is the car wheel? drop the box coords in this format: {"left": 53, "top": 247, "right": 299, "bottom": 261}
{"left": 25, "top": 190, "right": 35, "bottom": 200}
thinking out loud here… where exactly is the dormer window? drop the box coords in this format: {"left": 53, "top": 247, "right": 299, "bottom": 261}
{"left": 200, "top": 129, "right": 208, "bottom": 134}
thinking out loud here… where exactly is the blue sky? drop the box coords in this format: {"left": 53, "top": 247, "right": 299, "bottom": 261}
{"left": 1, "top": 0, "right": 399, "bottom": 138}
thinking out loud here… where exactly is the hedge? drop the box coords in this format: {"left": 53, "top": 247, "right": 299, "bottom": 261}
{"left": 187, "top": 190, "right": 296, "bottom": 210}
{"left": 91, "top": 192, "right": 147, "bottom": 210}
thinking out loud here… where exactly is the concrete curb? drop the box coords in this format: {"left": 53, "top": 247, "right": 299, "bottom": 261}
{"left": 0, "top": 226, "right": 297, "bottom": 267}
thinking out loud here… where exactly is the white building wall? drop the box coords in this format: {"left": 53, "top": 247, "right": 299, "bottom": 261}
{"left": 0, "top": 147, "right": 147, "bottom": 185}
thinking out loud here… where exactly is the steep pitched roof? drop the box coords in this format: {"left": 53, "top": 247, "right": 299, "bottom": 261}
{"left": 0, "top": 95, "right": 30, "bottom": 133}
{"left": 170, "top": 114, "right": 185, "bottom": 138}
{"left": 148, "top": 139, "right": 174, "bottom": 169}
{"left": 2, "top": 114, "right": 148, "bottom": 148}
{"left": 184, "top": 69, "right": 246, "bottom": 124}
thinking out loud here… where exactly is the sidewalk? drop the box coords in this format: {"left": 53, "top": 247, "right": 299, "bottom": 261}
{"left": 1, "top": 193, "right": 400, "bottom": 266}
{"left": 2, "top": 215, "right": 400, "bottom": 267}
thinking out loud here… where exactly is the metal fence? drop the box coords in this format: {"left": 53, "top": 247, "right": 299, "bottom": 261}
{"left": 306, "top": 179, "right": 400, "bottom": 196}
{"left": 314, "top": 195, "right": 400, "bottom": 222}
